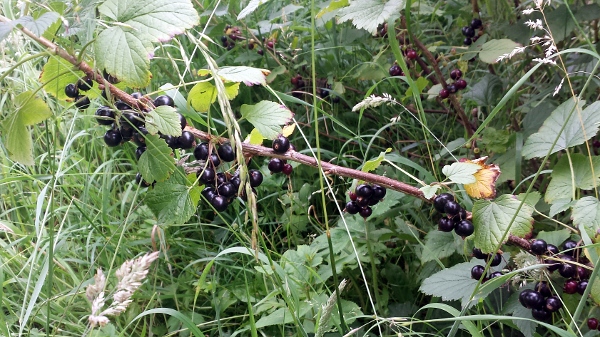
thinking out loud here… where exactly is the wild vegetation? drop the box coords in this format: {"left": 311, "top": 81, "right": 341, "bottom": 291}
{"left": 2, "top": 0, "right": 600, "bottom": 336}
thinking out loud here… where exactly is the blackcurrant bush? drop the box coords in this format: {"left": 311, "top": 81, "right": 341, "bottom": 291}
{"left": 545, "top": 296, "right": 562, "bottom": 312}
{"left": 65, "top": 83, "right": 79, "bottom": 98}
{"left": 439, "top": 89, "right": 449, "bottom": 99}
{"left": 359, "top": 206, "right": 373, "bottom": 218}
{"left": 564, "top": 279, "right": 578, "bottom": 294}
{"left": 249, "top": 169, "right": 263, "bottom": 187}
{"left": 272, "top": 135, "right": 290, "bottom": 153}
{"left": 345, "top": 201, "right": 360, "bottom": 214}
{"left": 371, "top": 184, "right": 386, "bottom": 200}
{"left": 455, "top": 220, "right": 474, "bottom": 237}
{"left": 438, "top": 217, "right": 454, "bottom": 232}
{"left": 217, "top": 143, "right": 235, "bottom": 162}
{"left": 447, "top": 84, "right": 458, "bottom": 94}
{"left": 490, "top": 253, "right": 502, "bottom": 267}
{"left": 455, "top": 79, "right": 467, "bottom": 90}
{"left": 154, "top": 95, "right": 174, "bottom": 107}
{"left": 588, "top": 318, "right": 599, "bottom": 330}
{"left": 530, "top": 239, "right": 548, "bottom": 255}
{"left": 559, "top": 263, "right": 576, "bottom": 278}
{"left": 209, "top": 153, "right": 221, "bottom": 167}
{"left": 450, "top": 69, "right": 463, "bottom": 80}
{"left": 218, "top": 182, "right": 236, "bottom": 198}
{"left": 268, "top": 158, "right": 285, "bottom": 173}
{"left": 77, "top": 77, "right": 94, "bottom": 91}
{"left": 434, "top": 193, "right": 454, "bottom": 212}
{"left": 198, "top": 167, "right": 216, "bottom": 184}
{"left": 471, "top": 18, "right": 483, "bottom": 30}
{"left": 282, "top": 163, "right": 293, "bottom": 175}
{"left": 531, "top": 308, "right": 550, "bottom": 321}
{"left": 473, "top": 248, "right": 490, "bottom": 260}
{"left": 177, "top": 131, "right": 195, "bottom": 149}
{"left": 104, "top": 129, "right": 122, "bottom": 147}
{"left": 178, "top": 113, "right": 187, "bottom": 130}
{"left": 471, "top": 265, "right": 486, "bottom": 280}
{"left": 95, "top": 107, "right": 115, "bottom": 125}
{"left": 443, "top": 200, "right": 461, "bottom": 216}
{"left": 194, "top": 142, "right": 210, "bottom": 160}
{"left": 135, "top": 146, "right": 146, "bottom": 160}
{"left": 462, "top": 26, "right": 475, "bottom": 38}
{"left": 577, "top": 279, "right": 588, "bottom": 295}
{"left": 355, "top": 184, "right": 373, "bottom": 198}
{"left": 389, "top": 64, "right": 402, "bottom": 76}
{"left": 210, "top": 195, "right": 228, "bottom": 212}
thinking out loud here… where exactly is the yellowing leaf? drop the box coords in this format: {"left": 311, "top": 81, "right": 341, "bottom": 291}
{"left": 282, "top": 124, "right": 295, "bottom": 137}
{"left": 245, "top": 128, "right": 265, "bottom": 145}
{"left": 462, "top": 157, "right": 501, "bottom": 199}
{"left": 188, "top": 82, "right": 239, "bottom": 112}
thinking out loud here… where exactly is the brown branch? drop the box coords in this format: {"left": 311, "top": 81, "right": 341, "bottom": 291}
{"left": 5, "top": 15, "right": 430, "bottom": 202}
{"left": 507, "top": 234, "right": 531, "bottom": 250}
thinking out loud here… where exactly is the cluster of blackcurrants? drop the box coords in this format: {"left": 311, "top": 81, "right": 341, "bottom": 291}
{"left": 517, "top": 239, "right": 592, "bottom": 321}
{"left": 65, "top": 77, "right": 94, "bottom": 109}
{"left": 470, "top": 247, "right": 504, "bottom": 281}
{"left": 439, "top": 69, "right": 467, "bottom": 99}
{"left": 388, "top": 49, "right": 418, "bottom": 77}
{"left": 267, "top": 135, "right": 293, "bottom": 175}
{"left": 433, "top": 193, "right": 474, "bottom": 237}
{"left": 344, "top": 183, "right": 387, "bottom": 219}
{"left": 462, "top": 18, "right": 483, "bottom": 46}
{"left": 194, "top": 141, "right": 264, "bottom": 212}
{"left": 290, "top": 75, "right": 339, "bottom": 103}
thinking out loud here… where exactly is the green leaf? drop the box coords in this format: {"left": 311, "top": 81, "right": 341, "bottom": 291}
{"left": 0, "top": 22, "right": 14, "bottom": 42}
{"left": 317, "top": 0, "right": 349, "bottom": 18}
{"left": 337, "top": 0, "right": 406, "bottom": 35}
{"left": 516, "top": 192, "right": 541, "bottom": 208}
{"left": 218, "top": 66, "right": 269, "bottom": 86}
{"left": 545, "top": 154, "right": 600, "bottom": 203}
{"left": 17, "top": 12, "right": 60, "bottom": 36}
{"left": 571, "top": 196, "right": 600, "bottom": 238}
{"left": 238, "top": 0, "right": 271, "bottom": 20}
{"left": 362, "top": 148, "right": 391, "bottom": 172}
{"left": 463, "top": 74, "right": 502, "bottom": 106}
{"left": 240, "top": 101, "right": 294, "bottom": 140}
{"left": 145, "top": 170, "right": 200, "bottom": 225}
{"left": 478, "top": 39, "right": 521, "bottom": 64}
{"left": 145, "top": 106, "right": 182, "bottom": 137}
{"left": 419, "top": 261, "right": 479, "bottom": 307}
{"left": 472, "top": 195, "right": 534, "bottom": 253}
{"left": 1, "top": 92, "right": 52, "bottom": 165}
{"left": 138, "top": 134, "right": 176, "bottom": 183}
{"left": 536, "top": 229, "right": 571, "bottom": 247}
{"left": 94, "top": 0, "right": 199, "bottom": 87}
{"left": 480, "top": 127, "right": 512, "bottom": 154}
{"left": 404, "top": 77, "right": 429, "bottom": 98}
{"left": 39, "top": 57, "right": 84, "bottom": 100}
{"left": 442, "top": 162, "right": 480, "bottom": 184}
{"left": 420, "top": 185, "right": 441, "bottom": 199}
{"left": 420, "top": 231, "right": 462, "bottom": 263}
{"left": 523, "top": 99, "right": 600, "bottom": 159}
{"left": 591, "top": 275, "right": 600, "bottom": 306}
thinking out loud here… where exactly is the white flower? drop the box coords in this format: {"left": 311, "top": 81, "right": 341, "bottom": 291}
{"left": 352, "top": 93, "right": 398, "bottom": 112}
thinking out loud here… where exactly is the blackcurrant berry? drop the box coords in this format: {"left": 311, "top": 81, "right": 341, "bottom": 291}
{"left": 349, "top": 191, "right": 357, "bottom": 201}
{"left": 198, "top": 167, "right": 216, "bottom": 184}
{"left": 471, "top": 265, "right": 486, "bottom": 280}
{"left": 455, "top": 220, "right": 474, "bottom": 237}
{"left": 154, "top": 95, "right": 175, "bottom": 107}
{"left": 131, "top": 92, "right": 142, "bottom": 99}
{"left": 268, "top": 158, "right": 285, "bottom": 173}
{"left": 438, "top": 217, "right": 455, "bottom": 232}
{"left": 249, "top": 169, "right": 263, "bottom": 187}
{"left": 368, "top": 197, "right": 379, "bottom": 206}
{"left": 490, "top": 253, "right": 502, "bottom": 267}
{"left": 162, "top": 135, "right": 178, "bottom": 148}
{"left": 95, "top": 107, "right": 115, "bottom": 125}
{"left": 547, "top": 244, "right": 559, "bottom": 255}
{"left": 564, "top": 279, "right": 578, "bottom": 294}
{"left": 559, "top": 263, "right": 576, "bottom": 278}
{"left": 194, "top": 142, "right": 210, "bottom": 160}
{"left": 471, "top": 18, "right": 483, "bottom": 30}
{"left": 531, "top": 308, "right": 550, "bottom": 321}
{"left": 523, "top": 290, "right": 544, "bottom": 309}
{"left": 355, "top": 196, "right": 370, "bottom": 207}
{"left": 545, "top": 296, "right": 562, "bottom": 312}
{"left": 473, "top": 248, "right": 490, "bottom": 260}
{"left": 230, "top": 175, "right": 241, "bottom": 189}
{"left": 120, "top": 127, "right": 134, "bottom": 141}
{"left": 450, "top": 69, "right": 463, "bottom": 80}
{"left": 577, "top": 266, "right": 591, "bottom": 279}
{"left": 209, "top": 153, "right": 221, "bottom": 167}
{"left": 75, "top": 96, "right": 90, "bottom": 109}
{"left": 489, "top": 271, "right": 503, "bottom": 279}
{"left": 135, "top": 172, "right": 151, "bottom": 187}
{"left": 359, "top": 206, "right": 373, "bottom": 218}
{"left": 217, "top": 143, "right": 235, "bottom": 162}
{"left": 530, "top": 239, "right": 548, "bottom": 255}
{"left": 577, "top": 279, "right": 588, "bottom": 295}
{"left": 104, "top": 129, "right": 122, "bottom": 147}
{"left": 345, "top": 201, "right": 360, "bottom": 214}
{"left": 135, "top": 146, "right": 146, "bottom": 160}
{"left": 115, "top": 101, "right": 131, "bottom": 111}
{"left": 77, "top": 77, "right": 94, "bottom": 91}
{"left": 439, "top": 89, "right": 450, "bottom": 99}
{"left": 463, "top": 38, "right": 472, "bottom": 46}
{"left": 201, "top": 186, "right": 216, "bottom": 200}
{"left": 534, "top": 281, "right": 552, "bottom": 297}
{"left": 452, "top": 208, "right": 468, "bottom": 223}
{"left": 272, "top": 135, "right": 290, "bottom": 153}
{"left": 444, "top": 200, "right": 461, "bottom": 216}
{"left": 406, "top": 49, "right": 418, "bottom": 60}
{"left": 216, "top": 172, "right": 227, "bottom": 186}
{"left": 218, "top": 182, "right": 236, "bottom": 198}
{"left": 355, "top": 184, "right": 373, "bottom": 198}
{"left": 65, "top": 83, "right": 79, "bottom": 98}
{"left": 371, "top": 184, "right": 386, "bottom": 200}
{"left": 389, "top": 64, "right": 402, "bottom": 76}
{"left": 562, "top": 240, "right": 579, "bottom": 256}
{"left": 519, "top": 289, "right": 533, "bottom": 307}
{"left": 462, "top": 26, "right": 475, "bottom": 38}
{"left": 455, "top": 79, "right": 467, "bottom": 90}
{"left": 121, "top": 112, "right": 144, "bottom": 127}
{"left": 282, "top": 163, "right": 293, "bottom": 175}
{"left": 434, "top": 193, "right": 454, "bottom": 212}
{"left": 447, "top": 84, "right": 458, "bottom": 94}
{"left": 177, "top": 131, "right": 195, "bottom": 149}
{"left": 588, "top": 318, "right": 599, "bottom": 330}
{"left": 210, "top": 195, "right": 228, "bottom": 212}
{"left": 178, "top": 113, "right": 187, "bottom": 130}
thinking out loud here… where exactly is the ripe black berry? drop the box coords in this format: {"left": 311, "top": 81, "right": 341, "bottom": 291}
{"left": 345, "top": 201, "right": 360, "bottom": 214}
{"left": 210, "top": 195, "right": 228, "bottom": 212}
{"left": 438, "top": 88, "right": 449, "bottom": 99}
{"left": 268, "top": 158, "right": 285, "bottom": 173}
{"left": 450, "top": 69, "right": 462, "bottom": 80}
{"left": 463, "top": 38, "right": 472, "bottom": 46}
{"left": 371, "top": 184, "right": 386, "bottom": 200}
{"left": 217, "top": 143, "right": 235, "bottom": 162}
{"left": 359, "top": 206, "right": 373, "bottom": 218}
{"left": 162, "top": 135, "right": 178, "bottom": 148}
{"left": 132, "top": 128, "right": 148, "bottom": 147}
{"left": 577, "top": 266, "right": 591, "bottom": 279}
{"left": 95, "top": 107, "right": 115, "bottom": 125}
{"left": 230, "top": 175, "right": 241, "bottom": 189}
{"left": 545, "top": 296, "right": 562, "bottom": 312}
{"left": 194, "top": 142, "right": 210, "bottom": 160}
{"left": 563, "top": 279, "right": 578, "bottom": 294}
{"left": 588, "top": 318, "right": 599, "bottom": 330}
{"left": 577, "top": 279, "right": 588, "bottom": 295}
{"left": 559, "top": 263, "right": 576, "bottom": 278}
{"left": 355, "top": 184, "right": 373, "bottom": 198}
{"left": 462, "top": 26, "right": 475, "bottom": 38}
{"left": 198, "top": 167, "right": 216, "bottom": 184}
{"left": 522, "top": 290, "right": 544, "bottom": 309}
{"left": 471, "top": 265, "right": 486, "bottom": 280}
{"left": 177, "top": 131, "right": 195, "bottom": 149}
{"left": 121, "top": 112, "right": 144, "bottom": 127}
{"left": 455, "top": 79, "right": 467, "bottom": 90}
{"left": 65, "top": 83, "right": 79, "bottom": 98}
{"left": 272, "top": 135, "right": 290, "bottom": 153}
{"left": 547, "top": 244, "right": 559, "bottom": 255}
{"left": 471, "top": 18, "right": 483, "bottom": 30}
{"left": 178, "top": 113, "right": 187, "bottom": 130}
{"left": 438, "top": 217, "right": 454, "bottom": 232}
{"left": 135, "top": 172, "right": 151, "bottom": 187}
{"left": 282, "top": 163, "right": 293, "bottom": 175}
{"left": 201, "top": 186, "right": 216, "bottom": 200}
{"left": 216, "top": 172, "right": 227, "bottom": 186}
{"left": 447, "top": 84, "right": 458, "bottom": 94}
{"left": 355, "top": 197, "right": 370, "bottom": 207}
{"left": 154, "top": 95, "right": 175, "bottom": 107}
{"left": 473, "top": 248, "right": 489, "bottom": 260}
{"left": 389, "top": 64, "right": 402, "bottom": 76}
{"left": 534, "top": 281, "right": 552, "bottom": 297}
{"left": 489, "top": 271, "right": 502, "bottom": 279}
{"left": 433, "top": 193, "right": 454, "bottom": 212}
{"left": 218, "top": 182, "right": 236, "bottom": 198}
{"left": 209, "top": 153, "right": 221, "bottom": 167}
{"left": 104, "top": 129, "right": 122, "bottom": 147}
{"left": 562, "top": 240, "right": 578, "bottom": 256}
{"left": 530, "top": 239, "right": 548, "bottom": 255}
{"left": 531, "top": 308, "right": 550, "bottom": 321}
{"left": 454, "top": 220, "right": 474, "bottom": 237}
{"left": 518, "top": 289, "right": 533, "bottom": 307}
{"left": 490, "top": 253, "right": 502, "bottom": 267}
{"left": 135, "top": 146, "right": 146, "bottom": 160}
{"left": 75, "top": 96, "right": 90, "bottom": 109}
{"left": 406, "top": 49, "right": 418, "bottom": 60}
{"left": 452, "top": 208, "right": 468, "bottom": 223}
{"left": 120, "top": 127, "right": 134, "bottom": 141}
{"left": 249, "top": 169, "right": 263, "bottom": 187}
{"left": 443, "top": 200, "right": 461, "bottom": 216}
{"left": 77, "top": 77, "right": 94, "bottom": 91}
